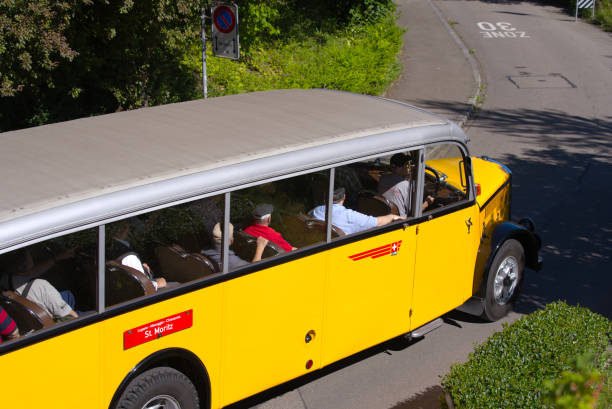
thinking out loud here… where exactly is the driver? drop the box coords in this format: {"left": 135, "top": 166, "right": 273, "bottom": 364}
{"left": 378, "top": 153, "right": 434, "bottom": 217}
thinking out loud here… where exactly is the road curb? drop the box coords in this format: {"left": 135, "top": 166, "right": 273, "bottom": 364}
{"left": 427, "top": 0, "right": 483, "bottom": 129}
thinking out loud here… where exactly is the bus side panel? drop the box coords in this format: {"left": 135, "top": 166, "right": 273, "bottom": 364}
{"left": 474, "top": 182, "right": 511, "bottom": 293}
{"left": 321, "top": 227, "right": 416, "bottom": 367}
{"left": 0, "top": 325, "right": 101, "bottom": 409}
{"left": 411, "top": 205, "right": 480, "bottom": 329}
{"left": 101, "top": 286, "right": 223, "bottom": 409}
{"left": 220, "top": 254, "right": 325, "bottom": 406}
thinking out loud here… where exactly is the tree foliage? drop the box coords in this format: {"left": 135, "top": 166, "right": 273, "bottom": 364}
{"left": 0, "top": 0, "right": 395, "bottom": 131}
{"left": 0, "top": 0, "right": 79, "bottom": 97}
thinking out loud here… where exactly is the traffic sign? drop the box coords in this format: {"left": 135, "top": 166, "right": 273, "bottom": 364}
{"left": 213, "top": 5, "right": 235, "bottom": 33}
{"left": 211, "top": 3, "right": 239, "bottom": 60}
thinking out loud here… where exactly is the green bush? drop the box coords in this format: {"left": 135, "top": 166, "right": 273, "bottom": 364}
{"left": 182, "top": 8, "right": 402, "bottom": 98}
{"left": 594, "top": 0, "right": 612, "bottom": 31}
{"left": 541, "top": 350, "right": 606, "bottom": 409}
{"left": 441, "top": 301, "right": 611, "bottom": 409}
{"left": 567, "top": 0, "right": 612, "bottom": 31}
{"left": 598, "top": 356, "right": 612, "bottom": 409}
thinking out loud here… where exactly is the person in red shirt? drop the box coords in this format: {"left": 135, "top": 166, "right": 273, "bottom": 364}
{"left": 0, "top": 306, "right": 19, "bottom": 343}
{"left": 244, "top": 204, "right": 296, "bottom": 252}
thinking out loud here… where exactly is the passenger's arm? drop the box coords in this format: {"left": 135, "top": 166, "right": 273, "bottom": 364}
{"left": 252, "top": 237, "right": 269, "bottom": 262}
{"left": 7, "top": 326, "right": 20, "bottom": 339}
{"left": 155, "top": 277, "right": 167, "bottom": 289}
{"left": 422, "top": 195, "right": 435, "bottom": 211}
{"left": 376, "top": 214, "right": 404, "bottom": 226}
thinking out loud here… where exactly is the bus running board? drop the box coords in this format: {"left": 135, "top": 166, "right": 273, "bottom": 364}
{"left": 406, "top": 318, "right": 443, "bottom": 339}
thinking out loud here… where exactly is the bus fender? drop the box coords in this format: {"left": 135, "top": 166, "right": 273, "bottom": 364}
{"left": 487, "top": 220, "right": 542, "bottom": 276}
{"left": 457, "top": 220, "right": 542, "bottom": 317}
{"left": 108, "top": 348, "right": 211, "bottom": 409}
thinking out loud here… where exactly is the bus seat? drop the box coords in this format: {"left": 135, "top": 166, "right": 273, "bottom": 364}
{"left": 282, "top": 214, "right": 346, "bottom": 243}
{"left": 332, "top": 225, "right": 345, "bottom": 237}
{"left": 105, "top": 261, "right": 156, "bottom": 307}
{"left": 187, "top": 253, "right": 218, "bottom": 277}
{"left": 304, "top": 217, "right": 346, "bottom": 238}
{"left": 233, "top": 230, "right": 285, "bottom": 261}
{"left": 280, "top": 214, "right": 326, "bottom": 248}
{"left": 302, "top": 216, "right": 346, "bottom": 238}
{"left": 357, "top": 191, "right": 392, "bottom": 217}
{"left": 155, "top": 245, "right": 217, "bottom": 283}
{"left": 0, "top": 290, "right": 55, "bottom": 333}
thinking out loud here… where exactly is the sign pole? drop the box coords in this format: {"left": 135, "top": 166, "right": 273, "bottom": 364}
{"left": 201, "top": 6, "right": 208, "bottom": 99}
{"left": 575, "top": 2, "right": 578, "bottom": 22}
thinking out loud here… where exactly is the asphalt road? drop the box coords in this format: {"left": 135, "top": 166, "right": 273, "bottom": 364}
{"left": 431, "top": 0, "right": 612, "bottom": 320}
{"left": 240, "top": 2, "right": 612, "bottom": 409}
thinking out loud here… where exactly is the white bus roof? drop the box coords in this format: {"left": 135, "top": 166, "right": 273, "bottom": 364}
{"left": 0, "top": 89, "right": 467, "bottom": 251}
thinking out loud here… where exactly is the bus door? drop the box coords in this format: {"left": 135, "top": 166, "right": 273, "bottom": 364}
{"left": 410, "top": 206, "right": 479, "bottom": 329}
{"left": 219, "top": 177, "right": 328, "bottom": 405}
{"left": 321, "top": 153, "right": 420, "bottom": 366}
{"left": 221, "top": 255, "right": 326, "bottom": 404}
{"left": 410, "top": 144, "right": 480, "bottom": 329}
{"left": 321, "top": 228, "right": 417, "bottom": 366}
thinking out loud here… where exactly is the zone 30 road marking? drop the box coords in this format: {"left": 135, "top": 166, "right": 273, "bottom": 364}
{"left": 477, "top": 21, "right": 530, "bottom": 39}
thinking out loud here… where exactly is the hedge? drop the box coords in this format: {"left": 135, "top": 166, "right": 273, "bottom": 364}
{"left": 441, "top": 301, "right": 611, "bottom": 409}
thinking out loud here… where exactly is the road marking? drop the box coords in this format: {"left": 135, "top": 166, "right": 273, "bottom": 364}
{"left": 508, "top": 73, "right": 576, "bottom": 89}
{"left": 477, "top": 21, "right": 530, "bottom": 39}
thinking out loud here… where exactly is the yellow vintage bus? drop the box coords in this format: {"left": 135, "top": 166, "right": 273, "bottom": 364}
{"left": 0, "top": 89, "right": 541, "bottom": 409}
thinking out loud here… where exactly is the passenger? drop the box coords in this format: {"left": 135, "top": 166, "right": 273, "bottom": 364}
{"left": 119, "top": 254, "right": 179, "bottom": 291}
{"left": 244, "top": 204, "right": 296, "bottom": 251}
{"left": 110, "top": 220, "right": 177, "bottom": 291}
{"left": 201, "top": 222, "right": 268, "bottom": 271}
{"left": 0, "top": 306, "right": 19, "bottom": 342}
{"left": 377, "top": 153, "right": 434, "bottom": 216}
{"left": 1, "top": 248, "right": 79, "bottom": 319}
{"left": 311, "top": 188, "right": 404, "bottom": 235}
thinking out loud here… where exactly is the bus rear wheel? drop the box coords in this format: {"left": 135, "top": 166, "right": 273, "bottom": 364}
{"left": 116, "top": 367, "right": 199, "bottom": 409}
{"left": 481, "top": 239, "right": 524, "bottom": 322}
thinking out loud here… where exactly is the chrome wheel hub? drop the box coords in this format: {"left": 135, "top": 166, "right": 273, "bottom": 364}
{"left": 493, "top": 256, "right": 519, "bottom": 305}
{"left": 142, "top": 395, "right": 181, "bottom": 409}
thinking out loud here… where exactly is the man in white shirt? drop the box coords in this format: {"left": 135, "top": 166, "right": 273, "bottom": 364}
{"left": 311, "top": 188, "right": 402, "bottom": 235}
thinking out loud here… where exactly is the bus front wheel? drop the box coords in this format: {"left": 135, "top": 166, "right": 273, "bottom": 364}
{"left": 116, "top": 367, "right": 199, "bottom": 409}
{"left": 481, "top": 239, "right": 524, "bottom": 322}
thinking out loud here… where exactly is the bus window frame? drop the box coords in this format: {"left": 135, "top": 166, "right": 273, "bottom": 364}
{"left": 420, "top": 141, "right": 476, "bottom": 219}
{"left": 0, "top": 141, "right": 478, "bottom": 354}
{"left": 223, "top": 145, "right": 429, "bottom": 269}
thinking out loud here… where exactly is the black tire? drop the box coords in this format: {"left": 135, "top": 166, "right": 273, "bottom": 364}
{"left": 116, "top": 367, "right": 199, "bottom": 409}
{"left": 481, "top": 239, "right": 525, "bottom": 322}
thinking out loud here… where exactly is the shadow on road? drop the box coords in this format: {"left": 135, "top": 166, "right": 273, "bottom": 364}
{"left": 415, "top": 100, "right": 612, "bottom": 319}
{"left": 388, "top": 385, "right": 445, "bottom": 409}
{"left": 505, "top": 148, "right": 612, "bottom": 319}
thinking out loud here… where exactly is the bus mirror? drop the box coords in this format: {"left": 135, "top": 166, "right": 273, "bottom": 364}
{"left": 459, "top": 160, "right": 467, "bottom": 188}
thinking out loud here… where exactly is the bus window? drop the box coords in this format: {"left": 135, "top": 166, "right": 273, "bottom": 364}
{"left": 423, "top": 143, "right": 469, "bottom": 214}
{"left": 229, "top": 172, "right": 329, "bottom": 269}
{"left": 324, "top": 150, "right": 419, "bottom": 236}
{"left": 0, "top": 228, "right": 98, "bottom": 333}
{"left": 105, "top": 195, "right": 224, "bottom": 307}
